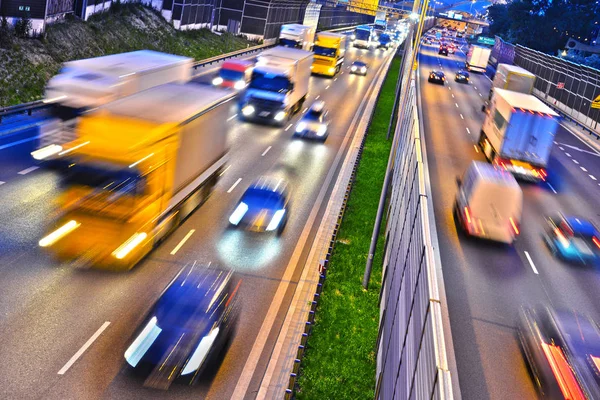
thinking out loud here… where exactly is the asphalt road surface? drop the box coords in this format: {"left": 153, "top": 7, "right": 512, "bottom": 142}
{"left": 419, "top": 37, "right": 600, "bottom": 400}
{"left": 0, "top": 44, "right": 394, "bottom": 399}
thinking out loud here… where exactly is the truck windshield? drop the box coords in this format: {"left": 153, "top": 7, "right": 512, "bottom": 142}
{"left": 280, "top": 38, "right": 301, "bottom": 48}
{"left": 313, "top": 46, "right": 337, "bottom": 58}
{"left": 355, "top": 30, "right": 371, "bottom": 41}
{"left": 220, "top": 69, "right": 245, "bottom": 81}
{"left": 249, "top": 71, "right": 291, "bottom": 94}
{"left": 61, "top": 162, "right": 146, "bottom": 197}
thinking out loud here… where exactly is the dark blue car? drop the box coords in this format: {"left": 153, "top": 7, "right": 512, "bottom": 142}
{"left": 455, "top": 69, "right": 470, "bottom": 83}
{"left": 124, "top": 263, "right": 240, "bottom": 389}
{"left": 229, "top": 176, "right": 290, "bottom": 234}
{"left": 543, "top": 214, "right": 600, "bottom": 264}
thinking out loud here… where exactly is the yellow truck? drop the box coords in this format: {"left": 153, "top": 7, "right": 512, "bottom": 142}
{"left": 311, "top": 32, "right": 347, "bottom": 77}
{"left": 38, "top": 83, "right": 234, "bottom": 270}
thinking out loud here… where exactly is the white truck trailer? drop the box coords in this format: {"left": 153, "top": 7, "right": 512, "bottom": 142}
{"left": 239, "top": 46, "right": 313, "bottom": 126}
{"left": 278, "top": 24, "right": 315, "bottom": 51}
{"left": 466, "top": 45, "right": 491, "bottom": 73}
{"left": 489, "top": 63, "right": 536, "bottom": 100}
{"left": 479, "top": 88, "right": 560, "bottom": 182}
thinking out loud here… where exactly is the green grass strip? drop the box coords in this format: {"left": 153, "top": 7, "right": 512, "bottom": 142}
{"left": 296, "top": 55, "right": 402, "bottom": 400}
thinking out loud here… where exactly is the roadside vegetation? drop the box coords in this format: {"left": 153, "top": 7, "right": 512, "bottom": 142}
{"left": 295, "top": 55, "right": 401, "bottom": 399}
{"left": 0, "top": 4, "right": 252, "bottom": 107}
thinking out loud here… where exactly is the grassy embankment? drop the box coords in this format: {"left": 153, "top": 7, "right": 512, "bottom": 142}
{"left": 0, "top": 4, "right": 252, "bottom": 107}
{"left": 296, "top": 55, "right": 402, "bottom": 399}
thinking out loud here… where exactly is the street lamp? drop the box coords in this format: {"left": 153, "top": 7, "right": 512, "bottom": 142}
{"left": 410, "top": 12, "right": 420, "bottom": 21}
{"left": 469, "top": 0, "right": 476, "bottom": 14}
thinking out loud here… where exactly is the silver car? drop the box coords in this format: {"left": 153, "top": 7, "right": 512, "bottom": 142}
{"left": 293, "top": 101, "right": 330, "bottom": 141}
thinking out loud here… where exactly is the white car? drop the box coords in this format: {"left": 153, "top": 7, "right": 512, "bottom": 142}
{"left": 293, "top": 101, "right": 329, "bottom": 141}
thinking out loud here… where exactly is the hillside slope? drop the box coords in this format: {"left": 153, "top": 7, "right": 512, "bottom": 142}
{"left": 0, "top": 4, "right": 252, "bottom": 107}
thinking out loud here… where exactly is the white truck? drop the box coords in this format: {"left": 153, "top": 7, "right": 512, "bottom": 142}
{"left": 489, "top": 63, "right": 536, "bottom": 100}
{"left": 466, "top": 45, "right": 491, "bottom": 73}
{"left": 36, "top": 50, "right": 193, "bottom": 153}
{"left": 239, "top": 46, "right": 313, "bottom": 126}
{"left": 278, "top": 24, "right": 315, "bottom": 51}
{"left": 479, "top": 88, "right": 560, "bottom": 182}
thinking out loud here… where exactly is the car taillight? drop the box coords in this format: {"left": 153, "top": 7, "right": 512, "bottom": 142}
{"left": 540, "top": 342, "right": 586, "bottom": 400}
{"left": 464, "top": 207, "right": 471, "bottom": 224}
{"left": 509, "top": 217, "right": 519, "bottom": 235}
{"left": 555, "top": 227, "right": 570, "bottom": 248}
{"left": 593, "top": 236, "right": 600, "bottom": 249}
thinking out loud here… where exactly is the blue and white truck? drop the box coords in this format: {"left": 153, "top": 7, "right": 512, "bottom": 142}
{"left": 353, "top": 25, "right": 374, "bottom": 49}
{"left": 239, "top": 47, "right": 313, "bottom": 126}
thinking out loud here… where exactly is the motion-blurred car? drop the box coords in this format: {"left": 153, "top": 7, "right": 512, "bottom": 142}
{"left": 229, "top": 176, "right": 290, "bottom": 234}
{"left": 455, "top": 70, "right": 470, "bottom": 83}
{"left": 294, "top": 101, "right": 330, "bottom": 141}
{"left": 518, "top": 305, "right": 600, "bottom": 399}
{"left": 543, "top": 214, "right": 600, "bottom": 264}
{"left": 448, "top": 44, "right": 456, "bottom": 54}
{"left": 428, "top": 70, "right": 446, "bottom": 85}
{"left": 350, "top": 60, "right": 368, "bottom": 76}
{"left": 439, "top": 45, "right": 449, "bottom": 56}
{"left": 212, "top": 59, "right": 253, "bottom": 90}
{"left": 124, "top": 264, "right": 240, "bottom": 389}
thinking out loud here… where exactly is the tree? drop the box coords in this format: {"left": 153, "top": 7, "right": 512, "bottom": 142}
{"left": 0, "top": 14, "right": 12, "bottom": 47}
{"left": 14, "top": 14, "right": 32, "bottom": 38}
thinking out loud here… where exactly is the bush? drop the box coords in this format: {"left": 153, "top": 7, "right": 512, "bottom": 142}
{"left": 0, "top": 15, "right": 12, "bottom": 47}
{"left": 15, "top": 15, "right": 32, "bottom": 38}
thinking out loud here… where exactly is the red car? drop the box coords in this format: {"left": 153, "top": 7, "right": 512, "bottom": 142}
{"left": 213, "top": 59, "right": 254, "bottom": 90}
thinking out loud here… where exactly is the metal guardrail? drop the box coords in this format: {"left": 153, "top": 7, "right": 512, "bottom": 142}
{"left": 0, "top": 25, "right": 361, "bottom": 124}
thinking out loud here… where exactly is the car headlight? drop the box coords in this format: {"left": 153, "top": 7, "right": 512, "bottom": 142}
{"left": 317, "top": 125, "right": 327, "bottom": 136}
{"left": 361, "top": 67, "right": 367, "bottom": 73}
{"left": 229, "top": 202, "right": 248, "bottom": 225}
{"left": 274, "top": 111, "right": 286, "bottom": 122}
{"left": 181, "top": 326, "right": 220, "bottom": 375}
{"left": 351, "top": 66, "right": 357, "bottom": 71}
{"left": 351, "top": 34, "right": 356, "bottom": 40}
{"left": 242, "top": 105, "right": 255, "bottom": 116}
{"left": 234, "top": 80, "right": 246, "bottom": 90}
{"left": 328, "top": 67, "right": 335, "bottom": 74}
{"left": 296, "top": 122, "right": 307, "bottom": 133}
{"left": 212, "top": 77, "right": 224, "bottom": 86}
{"left": 266, "top": 209, "right": 286, "bottom": 231}
{"left": 124, "top": 316, "right": 162, "bottom": 368}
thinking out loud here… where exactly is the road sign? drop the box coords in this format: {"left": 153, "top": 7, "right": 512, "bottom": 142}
{"left": 592, "top": 94, "right": 600, "bottom": 109}
{"left": 476, "top": 36, "right": 495, "bottom": 46}
{"left": 557, "top": 82, "right": 565, "bottom": 89}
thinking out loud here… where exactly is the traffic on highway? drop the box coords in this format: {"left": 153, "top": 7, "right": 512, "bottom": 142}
{"left": 421, "top": 24, "right": 600, "bottom": 400}
{"left": 0, "top": 23, "right": 405, "bottom": 399}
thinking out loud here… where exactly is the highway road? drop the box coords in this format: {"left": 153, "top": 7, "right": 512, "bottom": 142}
{"left": 419, "top": 37, "right": 600, "bottom": 399}
{"left": 0, "top": 44, "right": 394, "bottom": 399}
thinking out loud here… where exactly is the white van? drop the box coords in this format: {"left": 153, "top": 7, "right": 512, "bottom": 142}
{"left": 454, "top": 161, "right": 523, "bottom": 244}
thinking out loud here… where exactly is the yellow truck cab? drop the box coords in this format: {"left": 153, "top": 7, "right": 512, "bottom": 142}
{"left": 39, "top": 83, "right": 234, "bottom": 270}
{"left": 311, "top": 32, "right": 347, "bottom": 77}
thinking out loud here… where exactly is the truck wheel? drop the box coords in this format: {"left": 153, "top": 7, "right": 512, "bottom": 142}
{"left": 335, "top": 65, "right": 341, "bottom": 75}
{"left": 478, "top": 131, "right": 486, "bottom": 149}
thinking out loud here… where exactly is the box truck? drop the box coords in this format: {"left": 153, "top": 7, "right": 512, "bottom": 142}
{"left": 466, "top": 45, "right": 491, "bottom": 73}
{"left": 311, "top": 32, "right": 347, "bottom": 77}
{"left": 354, "top": 25, "right": 374, "bottom": 49}
{"left": 278, "top": 24, "right": 315, "bottom": 51}
{"left": 36, "top": 51, "right": 193, "bottom": 155}
{"left": 479, "top": 88, "right": 560, "bottom": 182}
{"left": 489, "top": 63, "right": 536, "bottom": 100}
{"left": 239, "top": 46, "right": 313, "bottom": 125}
{"left": 38, "top": 84, "right": 233, "bottom": 270}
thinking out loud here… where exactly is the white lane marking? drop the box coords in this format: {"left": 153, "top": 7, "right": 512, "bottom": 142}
{"left": 559, "top": 124, "right": 600, "bottom": 156}
{"left": 334, "top": 77, "right": 338, "bottom": 81}
{"left": 285, "top": 124, "right": 293, "bottom": 131}
{"left": 466, "top": 127, "right": 471, "bottom": 134}
{"left": 455, "top": 103, "right": 459, "bottom": 108}
{"left": 479, "top": 93, "right": 483, "bottom": 97}
{"left": 556, "top": 142, "right": 600, "bottom": 157}
{"left": 18, "top": 166, "right": 39, "bottom": 175}
{"left": 0, "top": 181, "right": 4, "bottom": 186}
{"left": 58, "top": 321, "right": 111, "bottom": 375}
{"left": 227, "top": 178, "right": 242, "bottom": 193}
{"left": 227, "top": 114, "right": 238, "bottom": 122}
{"left": 170, "top": 229, "right": 196, "bottom": 255}
{"left": 524, "top": 251, "right": 539, "bottom": 275}
{"left": 547, "top": 182, "right": 557, "bottom": 194}
{"left": 219, "top": 165, "right": 231, "bottom": 177}
{"left": 559, "top": 146, "right": 565, "bottom": 151}
{"left": 485, "top": 101, "right": 489, "bottom": 105}
{"left": 474, "top": 86, "right": 477, "bottom": 89}
{"left": 581, "top": 167, "right": 588, "bottom": 172}
{"left": 261, "top": 146, "right": 272, "bottom": 157}
{"left": 302, "top": 108, "right": 308, "bottom": 113}
{"left": 325, "top": 85, "right": 330, "bottom": 90}
{"left": 315, "top": 95, "right": 320, "bottom": 100}
{"left": 573, "top": 159, "right": 580, "bottom": 165}
{"left": 565, "top": 152, "right": 572, "bottom": 157}
{"left": 590, "top": 175, "right": 597, "bottom": 181}
{"left": 451, "top": 94, "right": 455, "bottom": 98}
{"left": 448, "top": 86, "right": 451, "bottom": 90}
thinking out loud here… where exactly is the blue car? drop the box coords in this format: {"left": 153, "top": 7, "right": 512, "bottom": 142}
{"left": 124, "top": 264, "right": 240, "bottom": 389}
{"left": 543, "top": 214, "right": 600, "bottom": 264}
{"left": 455, "top": 69, "right": 470, "bottom": 83}
{"left": 229, "top": 176, "right": 290, "bottom": 234}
